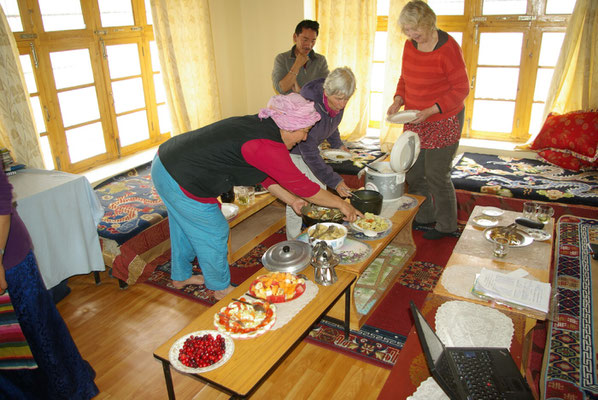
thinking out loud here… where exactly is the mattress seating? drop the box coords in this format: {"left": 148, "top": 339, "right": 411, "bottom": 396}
{"left": 94, "top": 162, "right": 285, "bottom": 287}
{"left": 451, "top": 152, "right": 598, "bottom": 222}
{"left": 94, "top": 162, "right": 170, "bottom": 287}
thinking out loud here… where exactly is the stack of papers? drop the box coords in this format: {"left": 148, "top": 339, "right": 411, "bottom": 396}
{"left": 472, "top": 268, "right": 551, "bottom": 314}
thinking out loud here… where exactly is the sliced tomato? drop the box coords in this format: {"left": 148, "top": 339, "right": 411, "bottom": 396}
{"left": 268, "top": 294, "right": 286, "bottom": 303}
{"left": 295, "top": 284, "right": 306, "bottom": 296}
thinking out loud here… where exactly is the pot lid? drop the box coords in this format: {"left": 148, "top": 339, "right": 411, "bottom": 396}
{"left": 389, "top": 130, "right": 420, "bottom": 173}
{"left": 261, "top": 240, "right": 312, "bottom": 274}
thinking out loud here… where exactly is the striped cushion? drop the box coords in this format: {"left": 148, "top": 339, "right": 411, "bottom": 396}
{"left": 0, "top": 291, "right": 37, "bottom": 369}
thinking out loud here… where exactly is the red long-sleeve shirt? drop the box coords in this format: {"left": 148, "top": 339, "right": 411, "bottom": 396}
{"left": 395, "top": 33, "right": 469, "bottom": 122}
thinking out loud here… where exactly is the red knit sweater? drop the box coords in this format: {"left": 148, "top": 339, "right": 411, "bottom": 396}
{"left": 395, "top": 33, "right": 469, "bottom": 122}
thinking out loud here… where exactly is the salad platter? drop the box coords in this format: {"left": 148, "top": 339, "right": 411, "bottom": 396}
{"left": 350, "top": 213, "right": 392, "bottom": 240}
{"left": 213, "top": 297, "right": 276, "bottom": 339}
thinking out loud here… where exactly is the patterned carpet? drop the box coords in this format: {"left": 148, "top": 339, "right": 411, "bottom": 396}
{"left": 144, "top": 226, "right": 459, "bottom": 368}
{"left": 543, "top": 216, "right": 598, "bottom": 399}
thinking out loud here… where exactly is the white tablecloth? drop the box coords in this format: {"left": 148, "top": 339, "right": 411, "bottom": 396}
{"left": 9, "top": 169, "right": 105, "bottom": 289}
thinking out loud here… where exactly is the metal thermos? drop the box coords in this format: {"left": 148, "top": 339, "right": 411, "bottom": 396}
{"left": 311, "top": 241, "right": 339, "bottom": 286}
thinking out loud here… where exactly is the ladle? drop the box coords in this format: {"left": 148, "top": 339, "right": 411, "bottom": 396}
{"left": 366, "top": 163, "right": 383, "bottom": 173}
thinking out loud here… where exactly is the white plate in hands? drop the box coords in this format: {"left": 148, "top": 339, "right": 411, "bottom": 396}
{"left": 386, "top": 110, "right": 419, "bottom": 124}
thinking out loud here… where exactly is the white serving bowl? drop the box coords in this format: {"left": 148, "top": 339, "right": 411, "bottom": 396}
{"left": 307, "top": 222, "right": 347, "bottom": 250}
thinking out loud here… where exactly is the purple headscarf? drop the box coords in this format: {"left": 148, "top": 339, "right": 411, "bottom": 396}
{"left": 258, "top": 93, "right": 321, "bottom": 131}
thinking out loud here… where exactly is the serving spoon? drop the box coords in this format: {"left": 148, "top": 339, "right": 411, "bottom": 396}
{"left": 232, "top": 298, "right": 266, "bottom": 313}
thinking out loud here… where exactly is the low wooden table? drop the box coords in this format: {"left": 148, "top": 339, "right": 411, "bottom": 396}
{"left": 433, "top": 205, "right": 555, "bottom": 333}
{"left": 326, "top": 195, "right": 424, "bottom": 330}
{"left": 153, "top": 267, "right": 355, "bottom": 399}
{"left": 377, "top": 293, "right": 529, "bottom": 400}
{"left": 226, "top": 192, "right": 285, "bottom": 263}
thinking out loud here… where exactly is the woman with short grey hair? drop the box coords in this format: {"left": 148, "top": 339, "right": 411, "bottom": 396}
{"left": 323, "top": 67, "right": 356, "bottom": 99}
{"left": 285, "top": 67, "right": 356, "bottom": 239}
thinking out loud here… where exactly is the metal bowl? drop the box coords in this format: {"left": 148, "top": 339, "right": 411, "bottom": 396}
{"left": 301, "top": 204, "right": 344, "bottom": 227}
{"left": 484, "top": 227, "right": 533, "bottom": 247}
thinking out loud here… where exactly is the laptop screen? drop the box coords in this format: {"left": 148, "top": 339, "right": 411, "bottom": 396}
{"left": 412, "top": 304, "right": 445, "bottom": 365}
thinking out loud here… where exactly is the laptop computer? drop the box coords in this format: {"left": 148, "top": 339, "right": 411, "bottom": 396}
{"left": 410, "top": 301, "right": 533, "bottom": 400}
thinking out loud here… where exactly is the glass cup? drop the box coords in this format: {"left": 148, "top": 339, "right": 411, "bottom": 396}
{"left": 535, "top": 204, "right": 554, "bottom": 225}
{"left": 235, "top": 186, "right": 255, "bottom": 206}
{"left": 522, "top": 201, "right": 537, "bottom": 219}
{"left": 493, "top": 237, "right": 509, "bottom": 258}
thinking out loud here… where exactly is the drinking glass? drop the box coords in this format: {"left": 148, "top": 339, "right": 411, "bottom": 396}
{"left": 536, "top": 205, "right": 554, "bottom": 225}
{"left": 522, "top": 202, "right": 537, "bottom": 219}
{"left": 493, "top": 237, "right": 509, "bottom": 258}
{"left": 235, "top": 186, "right": 255, "bottom": 206}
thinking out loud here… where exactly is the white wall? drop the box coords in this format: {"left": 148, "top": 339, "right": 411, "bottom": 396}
{"left": 209, "top": 0, "right": 304, "bottom": 117}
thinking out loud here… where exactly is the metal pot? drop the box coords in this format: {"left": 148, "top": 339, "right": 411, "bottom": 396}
{"left": 311, "top": 241, "right": 339, "bottom": 286}
{"left": 261, "top": 240, "right": 312, "bottom": 274}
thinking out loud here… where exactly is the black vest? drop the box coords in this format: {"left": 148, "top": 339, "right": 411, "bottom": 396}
{"left": 158, "top": 115, "right": 282, "bottom": 197}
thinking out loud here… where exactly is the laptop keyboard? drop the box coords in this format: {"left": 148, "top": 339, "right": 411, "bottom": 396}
{"left": 451, "top": 350, "right": 504, "bottom": 399}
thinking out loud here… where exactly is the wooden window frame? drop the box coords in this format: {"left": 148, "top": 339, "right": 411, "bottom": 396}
{"left": 10, "top": 0, "right": 169, "bottom": 173}
{"left": 363, "top": 0, "right": 570, "bottom": 143}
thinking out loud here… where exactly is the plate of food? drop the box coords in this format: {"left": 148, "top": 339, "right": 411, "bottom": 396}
{"left": 386, "top": 110, "right": 419, "bottom": 124}
{"left": 472, "top": 214, "right": 499, "bottom": 228}
{"left": 322, "top": 149, "right": 353, "bottom": 162}
{"left": 169, "top": 330, "right": 234, "bottom": 374}
{"left": 484, "top": 227, "right": 533, "bottom": 247}
{"left": 221, "top": 203, "right": 239, "bottom": 221}
{"left": 350, "top": 212, "right": 392, "bottom": 239}
{"left": 213, "top": 297, "right": 276, "bottom": 339}
{"left": 248, "top": 272, "right": 307, "bottom": 303}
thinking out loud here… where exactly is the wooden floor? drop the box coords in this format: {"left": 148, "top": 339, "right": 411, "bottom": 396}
{"left": 57, "top": 270, "right": 390, "bottom": 399}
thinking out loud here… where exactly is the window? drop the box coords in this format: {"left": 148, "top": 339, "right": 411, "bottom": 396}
{"left": 2, "top": 0, "right": 170, "bottom": 173}
{"left": 369, "top": 0, "right": 573, "bottom": 142}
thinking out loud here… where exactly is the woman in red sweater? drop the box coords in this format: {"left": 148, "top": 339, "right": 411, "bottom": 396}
{"left": 387, "top": 0, "right": 469, "bottom": 240}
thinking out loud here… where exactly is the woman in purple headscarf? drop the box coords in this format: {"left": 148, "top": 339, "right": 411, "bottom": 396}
{"left": 152, "top": 93, "right": 361, "bottom": 299}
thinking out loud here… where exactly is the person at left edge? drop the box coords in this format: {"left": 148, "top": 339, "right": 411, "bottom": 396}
{"left": 151, "top": 93, "right": 362, "bottom": 300}
{"left": 0, "top": 168, "right": 99, "bottom": 399}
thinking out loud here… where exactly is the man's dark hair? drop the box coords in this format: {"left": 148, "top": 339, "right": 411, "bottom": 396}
{"left": 295, "top": 20, "right": 319, "bottom": 36}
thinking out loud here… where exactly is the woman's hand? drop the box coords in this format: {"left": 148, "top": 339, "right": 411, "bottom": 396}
{"left": 387, "top": 96, "right": 404, "bottom": 115}
{"left": 411, "top": 104, "right": 440, "bottom": 124}
{"left": 0, "top": 264, "right": 7, "bottom": 294}
{"left": 335, "top": 181, "right": 352, "bottom": 198}
{"left": 338, "top": 202, "right": 363, "bottom": 222}
{"left": 290, "top": 197, "right": 308, "bottom": 216}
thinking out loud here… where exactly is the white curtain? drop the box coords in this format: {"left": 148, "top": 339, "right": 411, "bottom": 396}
{"left": 379, "top": 0, "right": 411, "bottom": 152}
{"left": 0, "top": 6, "right": 44, "bottom": 169}
{"left": 543, "top": 0, "right": 598, "bottom": 118}
{"left": 150, "top": 0, "right": 221, "bottom": 135}
{"left": 316, "top": 0, "right": 377, "bottom": 141}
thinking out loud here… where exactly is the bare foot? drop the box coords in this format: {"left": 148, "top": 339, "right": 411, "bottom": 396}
{"left": 172, "top": 275, "right": 205, "bottom": 289}
{"left": 213, "top": 285, "right": 235, "bottom": 301}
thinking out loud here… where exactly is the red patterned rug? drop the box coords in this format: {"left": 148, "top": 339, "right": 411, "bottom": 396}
{"left": 144, "top": 230, "right": 285, "bottom": 304}
{"left": 144, "top": 226, "right": 459, "bottom": 368}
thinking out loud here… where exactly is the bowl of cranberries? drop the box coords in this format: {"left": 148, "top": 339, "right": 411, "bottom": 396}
{"left": 169, "top": 330, "right": 234, "bottom": 373}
